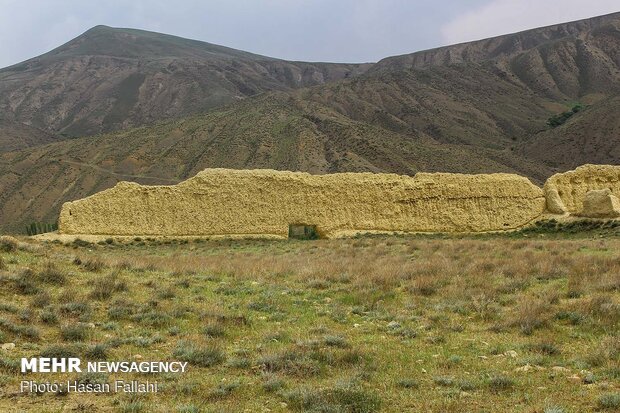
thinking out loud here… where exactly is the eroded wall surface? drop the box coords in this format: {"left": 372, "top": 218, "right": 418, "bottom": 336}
{"left": 544, "top": 164, "right": 620, "bottom": 214}
{"left": 59, "top": 169, "right": 545, "bottom": 237}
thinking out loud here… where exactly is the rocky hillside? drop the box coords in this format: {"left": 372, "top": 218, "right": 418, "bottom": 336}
{"left": 0, "top": 25, "right": 370, "bottom": 137}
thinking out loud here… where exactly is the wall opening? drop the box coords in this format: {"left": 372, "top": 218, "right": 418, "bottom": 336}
{"left": 288, "top": 224, "right": 319, "bottom": 240}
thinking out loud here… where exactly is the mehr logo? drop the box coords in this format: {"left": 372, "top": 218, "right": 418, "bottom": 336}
{"left": 22, "top": 357, "right": 81, "bottom": 373}
{"left": 21, "top": 357, "right": 188, "bottom": 373}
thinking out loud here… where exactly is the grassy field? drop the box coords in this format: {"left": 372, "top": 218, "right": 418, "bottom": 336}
{"left": 0, "top": 226, "right": 618, "bottom": 412}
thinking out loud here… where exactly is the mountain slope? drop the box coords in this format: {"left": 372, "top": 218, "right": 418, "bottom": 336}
{"left": 519, "top": 95, "right": 620, "bottom": 168}
{"left": 0, "top": 25, "right": 370, "bottom": 137}
{"left": 0, "top": 118, "right": 60, "bottom": 152}
{"left": 374, "top": 12, "right": 620, "bottom": 100}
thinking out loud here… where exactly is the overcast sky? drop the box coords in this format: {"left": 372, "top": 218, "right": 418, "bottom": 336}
{"left": 0, "top": 0, "right": 618, "bottom": 68}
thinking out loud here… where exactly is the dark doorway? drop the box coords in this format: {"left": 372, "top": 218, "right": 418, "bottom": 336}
{"left": 288, "top": 224, "right": 319, "bottom": 240}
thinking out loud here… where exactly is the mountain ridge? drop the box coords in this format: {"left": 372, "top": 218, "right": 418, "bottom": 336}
{"left": 0, "top": 25, "right": 371, "bottom": 140}
{"left": 373, "top": 11, "right": 620, "bottom": 70}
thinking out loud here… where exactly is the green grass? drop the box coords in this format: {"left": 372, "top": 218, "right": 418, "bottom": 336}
{"left": 0, "top": 233, "right": 618, "bottom": 411}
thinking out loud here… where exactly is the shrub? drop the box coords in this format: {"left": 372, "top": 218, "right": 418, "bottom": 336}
{"left": 175, "top": 279, "right": 191, "bottom": 289}
{"left": 31, "top": 292, "right": 51, "bottom": 308}
{"left": 458, "top": 379, "right": 478, "bottom": 391}
{"left": 72, "top": 239, "right": 92, "bottom": 248}
{"left": 585, "top": 294, "right": 620, "bottom": 325}
{"left": 158, "top": 287, "right": 176, "bottom": 300}
{"left": 0, "top": 236, "right": 18, "bottom": 252}
{"left": 227, "top": 357, "right": 251, "bottom": 369}
{"left": 177, "top": 405, "right": 200, "bottom": 413}
{"left": 82, "top": 258, "right": 105, "bottom": 272}
{"left": 173, "top": 341, "right": 225, "bottom": 367}
{"left": 262, "top": 376, "right": 286, "bottom": 393}
{"left": 209, "top": 380, "right": 241, "bottom": 399}
{"left": 487, "top": 375, "right": 515, "bottom": 392}
{"left": 258, "top": 350, "right": 322, "bottom": 377}
{"left": 598, "top": 393, "right": 620, "bottom": 410}
{"left": 108, "top": 300, "right": 136, "bottom": 320}
{"left": 40, "top": 344, "right": 81, "bottom": 358}
{"left": 115, "top": 260, "right": 133, "bottom": 270}
{"left": 77, "top": 372, "right": 108, "bottom": 387}
{"left": 38, "top": 261, "right": 66, "bottom": 285}
{"left": 120, "top": 335, "right": 158, "bottom": 348}
{"left": 509, "top": 298, "right": 549, "bottom": 335}
{"left": 59, "top": 302, "right": 91, "bottom": 317}
{"left": 544, "top": 406, "right": 566, "bottom": 413}
{"left": 203, "top": 323, "right": 225, "bottom": 338}
{"left": 90, "top": 272, "right": 126, "bottom": 300}
{"left": 338, "top": 349, "right": 368, "bottom": 366}
{"left": 0, "top": 302, "right": 19, "bottom": 313}
{"left": 85, "top": 343, "right": 108, "bottom": 360}
{"left": 528, "top": 341, "right": 561, "bottom": 356}
{"left": 0, "top": 318, "right": 40, "bottom": 339}
{"left": 397, "top": 379, "right": 420, "bottom": 389}
{"left": 324, "top": 335, "right": 349, "bottom": 348}
{"left": 132, "top": 310, "right": 171, "bottom": 327}
{"left": 555, "top": 311, "right": 585, "bottom": 325}
{"left": 389, "top": 327, "right": 417, "bottom": 339}
{"left": 15, "top": 269, "right": 38, "bottom": 295}
{"left": 0, "top": 357, "right": 19, "bottom": 372}
{"left": 408, "top": 276, "right": 438, "bottom": 296}
{"left": 61, "top": 323, "right": 89, "bottom": 341}
{"left": 433, "top": 376, "right": 455, "bottom": 387}
{"left": 284, "top": 385, "right": 381, "bottom": 413}
{"left": 120, "top": 401, "right": 146, "bottom": 413}
{"left": 18, "top": 309, "right": 33, "bottom": 322}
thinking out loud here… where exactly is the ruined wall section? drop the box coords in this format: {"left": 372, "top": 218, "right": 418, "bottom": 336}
{"left": 543, "top": 164, "right": 620, "bottom": 214}
{"left": 59, "top": 169, "right": 546, "bottom": 237}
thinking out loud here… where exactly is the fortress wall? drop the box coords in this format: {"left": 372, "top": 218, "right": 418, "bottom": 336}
{"left": 543, "top": 164, "right": 620, "bottom": 214}
{"left": 59, "top": 169, "right": 545, "bottom": 237}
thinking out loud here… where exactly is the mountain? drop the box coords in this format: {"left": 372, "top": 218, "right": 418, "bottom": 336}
{"left": 0, "top": 25, "right": 370, "bottom": 137}
{"left": 1, "top": 12, "right": 620, "bottom": 233}
{"left": 372, "top": 12, "right": 620, "bottom": 100}
{"left": 0, "top": 118, "right": 60, "bottom": 152}
{"left": 519, "top": 95, "right": 620, "bottom": 168}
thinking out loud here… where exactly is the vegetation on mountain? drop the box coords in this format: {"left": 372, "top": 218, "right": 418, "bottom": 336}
{"left": 547, "top": 104, "right": 583, "bottom": 128}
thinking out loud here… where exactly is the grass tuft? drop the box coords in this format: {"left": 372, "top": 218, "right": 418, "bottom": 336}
{"left": 173, "top": 341, "right": 225, "bottom": 367}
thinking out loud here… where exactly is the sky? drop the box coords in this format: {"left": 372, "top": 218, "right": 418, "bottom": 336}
{"left": 0, "top": 0, "right": 618, "bottom": 68}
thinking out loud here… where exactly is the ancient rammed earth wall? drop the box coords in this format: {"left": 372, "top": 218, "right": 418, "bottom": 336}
{"left": 58, "top": 165, "right": 620, "bottom": 238}
{"left": 544, "top": 164, "right": 620, "bottom": 214}
{"left": 58, "top": 169, "right": 546, "bottom": 237}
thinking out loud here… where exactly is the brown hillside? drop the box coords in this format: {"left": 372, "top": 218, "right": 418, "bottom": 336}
{"left": 519, "top": 95, "right": 620, "bottom": 168}
{"left": 0, "top": 118, "right": 60, "bottom": 152}
{"left": 0, "top": 25, "right": 370, "bottom": 137}
{"left": 373, "top": 11, "right": 620, "bottom": 100}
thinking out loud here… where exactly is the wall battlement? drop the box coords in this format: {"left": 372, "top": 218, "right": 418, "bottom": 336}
{"left": 58, "top": 165, "right": 619, "bottom": 238}
{"left": 544, "top": 164, "right": 620, "bottom": 214}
